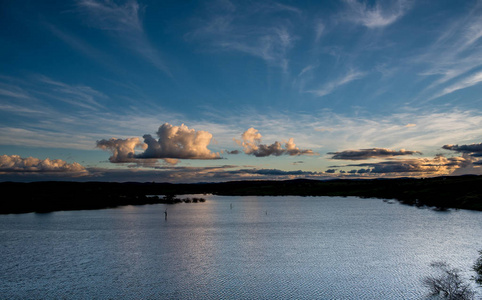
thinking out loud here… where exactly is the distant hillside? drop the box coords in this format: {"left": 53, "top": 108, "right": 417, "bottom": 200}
{"left": 1, "top": 175, "right": 481, "bottom": 214}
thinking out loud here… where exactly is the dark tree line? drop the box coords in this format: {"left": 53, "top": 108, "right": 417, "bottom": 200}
{"left": 1, "top": 175, "right": 482, "bottom": 214}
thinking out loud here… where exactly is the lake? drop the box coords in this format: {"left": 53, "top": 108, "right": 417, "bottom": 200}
{"left": 1, "top": 196, "right": 481, "bottom": 299}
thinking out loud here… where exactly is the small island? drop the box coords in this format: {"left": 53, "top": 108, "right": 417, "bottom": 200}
{"left": 1, "top": 175, "right": 481, "bottom": 214}
{"left": 149, "top": 195, "right": 206, "bottom": 204}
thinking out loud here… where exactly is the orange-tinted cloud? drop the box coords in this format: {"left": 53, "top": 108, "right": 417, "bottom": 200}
{"left": 341, "top": 154, "right": 475, "bottom": 175}
{"left": 0, "top": 155, "right": 87, "bottom": 174}
{"left": 235, "top": 127, "right": 316, "bottom": 157}
{"left": 96, "top": 137, "right": 145, "bottom": 163}
{"left": 97, "top": 123, "right": 220, "bottom": 163}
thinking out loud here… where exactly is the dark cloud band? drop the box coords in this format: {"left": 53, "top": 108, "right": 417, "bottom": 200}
{"left": 442, "top": 143, "right": 482, "bottom": 156}
{"left": 328, "top": 148, "right": 421, "bottom": 160}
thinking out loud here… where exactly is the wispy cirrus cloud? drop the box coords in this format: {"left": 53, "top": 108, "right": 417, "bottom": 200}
{"left": 415, "top": 2, "right": 482, "bottom": 100}
{"left": 0, "top": 75, "right": 179, "bottom": 150}
{"left": 185, "top": 0, "right": 300, "bottom": 72}
{"left": 77, "top": 0, "right": 142, "bottom": 31}
{"left": 0, "top": 76, "right": 103, "bottom": 115}
{"left": 197, "top": 105, "right": 482, "bottom": 157}
{"left": 433, "top": 71, "right": 482, "bottom": 99}
{"left": 47, "top": 23, "right": 118, "bottom": 71}
{"left": 314, "top": 19, "right": 325, "bottom": 42}
{"left": 306, "top": 69, "right": 366, "bottom": 97}
{"left": 298, "top": 64, "right": 316, "bottom": 77}
{"left": 304, "top": 108, "right": 482, "bottom": 154}
{"left": 0, "top": 86, "right": 30, "bottom": 99}
{"left": 76, "top": 0, "right": 170, "bottom": 75}
{"left": 341, "top": 0, "right": 410, "bottom": 28}
{"left": 37, "top": 76, "right": 107, "bottom": 111}
{"left": 2, "top": 71, "right": 482, "bottom": 164}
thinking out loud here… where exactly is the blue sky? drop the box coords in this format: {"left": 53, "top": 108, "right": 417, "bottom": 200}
{"left": 1, "top": 0, "right": 482, "bottom": 182}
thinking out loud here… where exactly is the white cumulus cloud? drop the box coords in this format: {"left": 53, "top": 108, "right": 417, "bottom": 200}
{"left": 97, "top": 123, "right": 220, "bottom": 163}
{"left": 96, "top": 137, "right": 146, "bottom": 163}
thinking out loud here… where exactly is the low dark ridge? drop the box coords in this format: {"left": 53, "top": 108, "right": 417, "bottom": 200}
{"left": 1, "top": 175, "right": 481, "bottom": 214}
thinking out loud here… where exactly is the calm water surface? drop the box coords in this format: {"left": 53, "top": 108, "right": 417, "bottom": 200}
{"left": 1, "top": 196, "right": 481, "bottom": 299}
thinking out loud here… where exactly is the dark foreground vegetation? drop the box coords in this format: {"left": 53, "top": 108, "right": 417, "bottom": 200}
{"left": 422, "top": 250, "right": 482, "bottom": 299}
{"left": 1, "top": 175, "right": 481, "bottom": 214}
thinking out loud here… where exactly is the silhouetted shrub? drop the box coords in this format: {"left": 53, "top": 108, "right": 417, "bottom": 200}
{"left": 474, "top": 250, "right": 482, "bottom": 286}
{"left": 423, "top": 261, "right": 475, "bottom": 299}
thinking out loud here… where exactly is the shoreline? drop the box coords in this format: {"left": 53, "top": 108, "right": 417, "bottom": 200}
{"left": 1, "top": 175, "right": 481, "bottom": 214}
